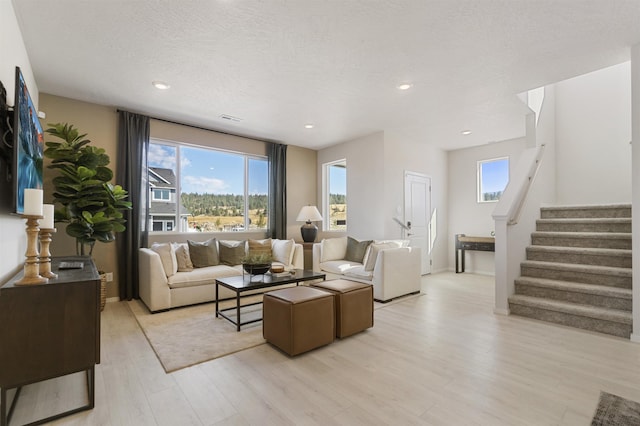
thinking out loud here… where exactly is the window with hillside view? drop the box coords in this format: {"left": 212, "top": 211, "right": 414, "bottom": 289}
{"left": 148, "top": 141, "right": 268, "bottom": 232}
{"left": 477, "top": 156, "right": 509, "bottom": 203}
{"left": 323, "top": 159, "right": 347, "bottom": 231}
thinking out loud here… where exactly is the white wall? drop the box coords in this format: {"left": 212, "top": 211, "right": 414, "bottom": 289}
{"left": 447, "top": 137, "right": 527, "bottom": 275}
{"left": 0, "top": 0, "right": 38, "bottom": 283}
{"left": 316, "top": 130, "right": 450, "bottom": 273}
{"left": 555, "top": 62, "right": 632, "bottom": 204}
{"left": 630, "top": 45, "right": 640, "bottom": 342}
{"left": 383, "top": 130, "right": 449, "bottom": 273}
{"left": 316, "top": 132, "right": 385, "bottom": 241}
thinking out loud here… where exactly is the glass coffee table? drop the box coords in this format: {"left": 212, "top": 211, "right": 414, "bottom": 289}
{"left": 215, "top": 269, "right": 326, "bottom": 331}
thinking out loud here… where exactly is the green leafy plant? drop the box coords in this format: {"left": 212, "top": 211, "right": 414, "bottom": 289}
{"left": 44, "top": 123, "right": 132, "bottom": 255}
{"left": 241, "top": 252, "right": 273, "bottom": 265}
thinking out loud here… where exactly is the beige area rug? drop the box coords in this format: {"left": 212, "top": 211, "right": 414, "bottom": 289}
{"left": 129, "top": 291, "right": 425, "bottom": 374}
{"left": 128, "top": 297, "right": 266, "bottom": 373}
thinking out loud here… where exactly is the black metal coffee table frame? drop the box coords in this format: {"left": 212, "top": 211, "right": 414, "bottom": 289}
{"left": 215, "top": 269, "right": 326, "bottom": 331}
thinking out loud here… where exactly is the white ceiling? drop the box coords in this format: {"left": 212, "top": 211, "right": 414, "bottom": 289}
{"left": 11, "top": 0, "right": 640, "bottom": 151}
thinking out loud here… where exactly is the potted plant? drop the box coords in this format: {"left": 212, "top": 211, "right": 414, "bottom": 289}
{"left": 241, "top": 252, "right": 272, "bottom": 276}
{"left": 43, "top": 123, "right": 132, "bottom": 309}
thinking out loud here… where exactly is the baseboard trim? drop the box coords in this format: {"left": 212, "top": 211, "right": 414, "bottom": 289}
{"left": 494, "top": 307, "right": 510, "bottom": 316}
{"left": 106, "top": 297, "right": 119, "bottom": 303}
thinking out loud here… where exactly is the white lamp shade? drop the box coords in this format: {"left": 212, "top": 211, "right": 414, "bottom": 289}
{"left": 296, "top": 205, "right": 323, "bottom": 222}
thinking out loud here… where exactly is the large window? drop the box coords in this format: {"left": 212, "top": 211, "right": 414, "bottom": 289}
{"left": 477, "top": 157, "right": 509, "bottom": 203}
{"left": 323, "top": 159, "right": 347, "bottom": 231}
{"left": 149, "top": 140, "right": 268, "bottom": 232}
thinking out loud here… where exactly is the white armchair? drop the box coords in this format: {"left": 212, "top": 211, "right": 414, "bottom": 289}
{"left": 312, "top": 237, "right": 421, "bottom": 302}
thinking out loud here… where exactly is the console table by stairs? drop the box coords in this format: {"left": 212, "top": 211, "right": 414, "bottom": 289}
{"left": 455, "top": 234, "right": 495, "bottom": 273}
{"left": 0, "top": 256, "right": 100, "bottom": 426}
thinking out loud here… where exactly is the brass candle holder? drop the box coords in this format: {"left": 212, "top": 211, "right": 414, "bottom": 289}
{"left": 15, "top": 215, "right": 48, "bottom": 285}
{"left": 38, "top": 228, "right": 58, "bottom": 279}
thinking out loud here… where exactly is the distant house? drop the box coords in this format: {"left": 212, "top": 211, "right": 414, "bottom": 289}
{"left": 149, "top": 167, "right": 190, "bottom": 231}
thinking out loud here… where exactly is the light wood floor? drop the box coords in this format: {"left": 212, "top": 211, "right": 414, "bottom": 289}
{"left": 8, "top": 272, "right": 640, "bottom": 425}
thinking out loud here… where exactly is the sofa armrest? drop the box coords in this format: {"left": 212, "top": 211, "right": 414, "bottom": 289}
{"left": 372, "top": 247, "right": 422, "bottom": 302}
{"left": 139, "top": 248, "right": 171, "bottom": 312}
{"left": 291, "top": 244, "right": 304, "bottom": 269}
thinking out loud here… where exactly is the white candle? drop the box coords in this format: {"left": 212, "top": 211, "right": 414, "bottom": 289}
{"left": 23, "top": 188, "right": 43, "bottom": 216}
{"left": 41, "top": 204, "right": 55, "bottom": 228}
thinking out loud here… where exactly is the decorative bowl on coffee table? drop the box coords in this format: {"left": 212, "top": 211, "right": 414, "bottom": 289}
{"left": 242, "top": 263, "right": 271, "bottom": 276}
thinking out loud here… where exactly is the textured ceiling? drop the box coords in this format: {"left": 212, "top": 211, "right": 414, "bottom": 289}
{"left": 11, "top": 0, "right": 640, "bottom": 150}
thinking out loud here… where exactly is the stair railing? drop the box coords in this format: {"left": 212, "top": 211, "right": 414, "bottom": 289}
{"left": 494, "top": 143, "right": 546, "bottom": 226}
{"left": 492, "top": 129, "right": 547, "bottom": 315}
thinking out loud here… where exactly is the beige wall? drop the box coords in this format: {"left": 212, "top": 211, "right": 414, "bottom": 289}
{"left": 286, "top": 145, "right": 317, "bottom": 242}
{"left": 39, "top": 94, "right": 120, "bottom": 297}
{"left": 38, "top": 95, "right": 317, "bottom": 297}
{"left": 0, "top": 0, "right": 38, "bottom": 284}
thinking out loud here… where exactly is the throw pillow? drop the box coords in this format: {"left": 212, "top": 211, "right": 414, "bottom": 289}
{"left": 248, "top": 238, "right": 272, "bottom": 258}
{"left": 187, "top": 238, "right": 219, "bottom": 268}
{"left": 219, "top": 240, "right": 246, "bottom": 265}
{"left": 364, "top": 242, "right": 396, "bottom": 271}
{"left": 272, "top": 239, "right": 295, "bottom": 265}
{"left": 172, "top": 243, "right": 194, "bottom": 272}
{"left": 150, "top": 243, "right": 178, "bottom": 277}
{"left": 320, "top": 237, "right": 348, "bottom": 262}
{"left": 344, "top": 237, "right": 373, "bottom": 263}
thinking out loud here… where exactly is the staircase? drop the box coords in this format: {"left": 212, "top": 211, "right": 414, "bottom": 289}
{"left": 508, "top": 204, "right": 632, "bottom": 338}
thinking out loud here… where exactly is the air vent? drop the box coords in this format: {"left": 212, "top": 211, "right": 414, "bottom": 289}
{"left": 219, "top": 114, "right": 242, "bottom": 122}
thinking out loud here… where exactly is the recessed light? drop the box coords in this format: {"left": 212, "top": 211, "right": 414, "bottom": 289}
{"left": 461, "top": 130, "right": 472, "bottom": 135}
{"left": 152, "top": 81, "right": 170, "bottom": 90}
{"left": 304, "top": 124, "right": 314, "bottom": 129}
{"left": 397, "top": 83, "right": 412, "bottom": 90}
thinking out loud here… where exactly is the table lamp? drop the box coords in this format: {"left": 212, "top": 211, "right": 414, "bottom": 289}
{"left": 296, "top": 205, "right": 323, "bottom": 242}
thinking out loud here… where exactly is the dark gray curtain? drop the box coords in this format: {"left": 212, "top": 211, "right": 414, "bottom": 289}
{"left": 268, "top": 142, "right": 287, "bottom": 239}
{"left": 116, "top": 111, "right": 150, "bottom": 300}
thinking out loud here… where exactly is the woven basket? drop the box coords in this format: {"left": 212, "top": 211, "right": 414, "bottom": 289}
{"left": 100, "top": 274, "right": 107, "bottom": 311}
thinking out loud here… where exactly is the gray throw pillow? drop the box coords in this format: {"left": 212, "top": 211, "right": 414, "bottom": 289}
{"left": 344, "top": 237, "right": 373, "bottom": 263}
{"left": 219, "top": 240, "right": 246, "bottom": 265}
{"left": 187, "top": 238, "right": 219, "bottom": 268}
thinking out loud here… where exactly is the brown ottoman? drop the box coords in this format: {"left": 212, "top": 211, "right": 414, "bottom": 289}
{"left": 263, "top": 286, "right": 335, "bottom": 356}
{"left": 312, "top": 279, "right": 373, "bottom": 338}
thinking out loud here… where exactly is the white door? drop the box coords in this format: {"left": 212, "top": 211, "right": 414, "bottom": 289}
{"left": 404, "top": 172, "right": 431, "bottom": 275}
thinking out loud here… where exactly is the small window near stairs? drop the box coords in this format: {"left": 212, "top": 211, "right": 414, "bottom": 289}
{"left": 477, "top": 157, "right": 509, "bottom": 203}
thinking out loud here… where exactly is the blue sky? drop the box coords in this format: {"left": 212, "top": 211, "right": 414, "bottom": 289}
{"left": 481, "top": 158, "right": 509, "bottom": 193}
{"left": 148, "top": 143, "right": 268, "bottom": 194}
{"left": 329, "top": 165, "right": 346, "bottom": 195}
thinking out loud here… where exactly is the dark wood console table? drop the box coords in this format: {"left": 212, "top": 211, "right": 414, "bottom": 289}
{"left": 455, "top": 234, "right": 495, "bottom": 273}
{"left": 0, "top": 256, "right": 100, "bottom": 426}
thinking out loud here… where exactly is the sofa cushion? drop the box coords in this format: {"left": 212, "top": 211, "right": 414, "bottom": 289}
{"left": 219, "top": 240, "right": 246, "bottom": 265}
{"left": 151, "top": 243, "right": 178, "bottom": 277}
{"left": 364, "top": 242, "right": 397, "bottom": 271}
{"left": 321, "top": 237, "right": 348, "bottom": 262}
{"left": 345, "top": 237, "right": 373, "bottom": 263}
{"left": 344, "top": 265, "right": 374, "bottom": 280}
{"left": 272, "top": 239, "right": 295, "bottom": 266}
{"left": 172, "top": 243, "right": 194, "bottom": 272}
{"left": 188, "top": 238, "right": 219, "bottom": 268}
{"left": 167, "top": 264, "right": 239, "bottom": 289}
{"left": 248, "top": 238, "right": 272, "bottom": 258}
{"left": 319, "top": 260, "right": 363, "bottom": 275}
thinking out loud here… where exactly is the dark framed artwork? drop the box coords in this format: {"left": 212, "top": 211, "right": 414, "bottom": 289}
{"left": 13, "top": 66, "right": 43, "bottom": 214}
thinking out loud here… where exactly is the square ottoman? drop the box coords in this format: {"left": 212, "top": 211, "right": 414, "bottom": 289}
{"left": 263, "top": 286, "right": 335, "bottom": 356}
{"left": 312, "top": 279, "right": 373, "bottom": 338}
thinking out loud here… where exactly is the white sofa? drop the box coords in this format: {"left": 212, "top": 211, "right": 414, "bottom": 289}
{"left": 139, "top": 238, "right": 303, "bottom": 312}
{"left": 312, "top": 237, "right": 421, "bottom": 302}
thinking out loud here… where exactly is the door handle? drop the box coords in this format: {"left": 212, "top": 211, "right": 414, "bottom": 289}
{"left": 407, "top": 221, "right": 412, "bottom": 229}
